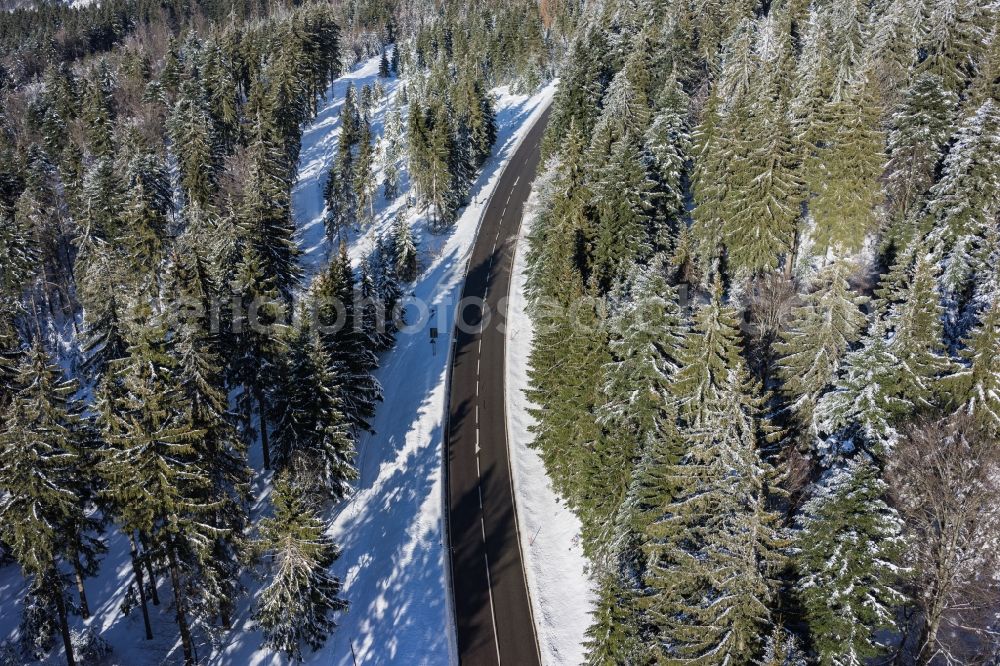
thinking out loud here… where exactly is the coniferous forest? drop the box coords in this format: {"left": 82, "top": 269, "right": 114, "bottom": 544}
{"left": 0, "top": 0, "right": 998, "bottom": 663}
{"left": 0, "top": 0, "right": 561, "bottom": 663}
{"left": 527, "top": 0, "right": 1000, "bottom": 664}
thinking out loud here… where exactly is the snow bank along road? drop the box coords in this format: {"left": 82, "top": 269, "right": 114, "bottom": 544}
{"left": 446, "top": 105, "right": 553, "bottom": 665}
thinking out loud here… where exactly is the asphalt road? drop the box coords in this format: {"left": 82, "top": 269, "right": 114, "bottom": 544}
{"left": 446, "top": 105, "right": 552, "bottom": 666}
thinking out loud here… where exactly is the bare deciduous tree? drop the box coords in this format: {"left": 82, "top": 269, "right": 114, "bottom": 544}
{"left": 887, "top": 414, "right": 1000, "bottom": 665}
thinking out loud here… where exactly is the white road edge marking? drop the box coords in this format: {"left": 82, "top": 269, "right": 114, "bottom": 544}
{"left": 483, "top": 553, "right": 503, "bottom": 665}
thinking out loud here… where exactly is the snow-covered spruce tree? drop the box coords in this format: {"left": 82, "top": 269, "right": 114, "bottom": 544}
{"left": 254, "top": 474, "right": 347, "bottom": 661}
{"left": 689, "top": 88, "right": 731, "bottom": 286}
{"left": 353, "top": 118, "right": 376, "bottom": 227}
{"left": 16, "top": 146, "right": 72, "bottom": 317}
{"left": 584, "top": 571, "right": 649, "bottom": 666}
{"left": 260, "top": 51, "right": 309, "bottom": 166}
{"left": 359, "top": 84, "right": 373, "bottom": 122}
{"left": 165, "top": 243, "right": 251, "bottom": 628}
{"left": 378, "top": 49, "right": 390, "bottom": 78}
{"left": 199, "top": 39, "right": 240, "bottom": 154}
{"left": 596, "top": 261, "right": 685, "bottom": 540}
{"left": 541, "top": 28, "right": 612, "bottom": 158}
{"left": 77, "top": 243, "right": 130, "bottom": 376}
{"left": 427, "top": 100, "right": 460, "bottom": 229}
{"left": 312, "top": 242, "right": 383, "bottom": 434}
{"left": 168, "top": 75, "right": 221, "bottom": 209}
{"left": 722, "top": 86, "right": 801, "bottom": 278}
{"left": 117, "top": 143, "right": 171, "bottom": 288}
{"left": 340, "top": 82, "right": 361, "bottom": 153}
{"left": 96, "top": 321, "right": 216, "bottom": 665}
{"left": 802, "top": 78, "right": 885, "bottom": 259}
{"left": 624, "top": 403, "right": 688, "bottom": 664}
{"left": 776, "top": 261, "right": 868, "bottom": 434}
{"left": 884, "top": 249, "right": 953, "bottom": 413}
{"left": 238, "top": 121, "right": 301, "bottom": 303}
{"left": 382, "top": 96, "right": 405, "bottom": 200}
{"left": 585, "top": 40, "right": 654, "bottom": 167}
{"left": 526, "top": 265, "right": 609, "bottom": 523}
{"left": 393, "top": 212, "right": 418, "bottom": 282}
{"left": 670, "top": 277, "right": 744, "bottom": 428}
{"left": 589, "top": 133, "right": 657, "bottom": 293}
{"left": 883, "top": 72, "right": 957, "bottom": 225}
{"left": 271, "top": 319, "right": 357, "bottom": 503}
{"left": 816, "top": 315, "right": 910, "bottom": 455}
{"left": 230, "top": 246, "right": 289, "bottom": 471}
{"left": 526, "top": 119, "right": 593, "bottom": 301}
{"left": 689, "top": 16, "right": 756, "bottom": 279}
{"left": 0, "top": 344, "right": 92, "bottom": 666}
{"left": 947, "top": 301, "right": 1000, "bottom": 434}
{"left": 78, "top": 150, "right": 121, "bottom": 244}
{"left": 643, "top": 283, "right": 785, "bottom": 663}
{"left": 643, "top": 73, "right": 691, "bottom": 235}
{"left": 39, "top": 63, "right": 78, "bottom": 156}
{"left": 453, "top": 69, "right": 497, "bottom": 168}
{"left": 924, "top": 100, "right": 1000, "bottom": 329}
{"left": 360, "top": 247, "right": 397, "bottom": 352}
{"left": 795, "top": 456, "right": 907, "bottom": 665}
{"left": 406, "top": 93, "right": 461, "bottom": 230}
{"left": 717, "top": 17, "right": 802, "bottom": 279}
{"left": 0, "top": 205, "right": 36, "bottom": 390}
{"left": 917, "top": 0, "right": 991, "bottom": 94}
{"left": 81, "top": 62, "right": 115, "bottom": 160}
{"left": 324, "top": 132, "right": 355, "bottom": 240}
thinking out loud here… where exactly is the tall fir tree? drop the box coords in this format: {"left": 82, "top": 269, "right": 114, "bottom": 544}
{"left": 884, "top": 250, "right": 953, "bottom": 413}
{"left": 584, "top": 571, "right": 649, "bottom": 666}
{"left": 595, "top": 262, "right": 684, "bottom": 542}
{"left": 0, "top": 344, "right": 93, "bottom": 666}
{"left": 776, "top": 262, "right": 868, "bottom": 434}
{"left": 795, "top": 456, "right": 907, "bottom": 665}
{"left": 165, "top": 241, "right": 251, "bottom": 628}
{"left": 924, "top": 100, "right": 1000, "bottom": 327}
{"left": 230, "top": 246, "right": 289, "bottom": 471}
{"left": 816, "top": 316, "right": 910, "bottom": 455}
{"left": 803, "top": 80, "right": 885, "bottom": 258}
{"left": 96, "top": 320, "right": 215, "bottom": 664}
{"left": 353, "top": 119, "right": 376, "bottom": 227}
{"left": 382, "top": 96, "right": 405, "bottom": 200}
{"left": 590, "top": 133, "right": 657, "bottom": 292}
{"left": 169, "top": 75, "right": 221, "bottom": 209}
{"left": 883, "top": 73, "right": 957, "bottom": 225}
{"left": 312, "top": 243, "right": 383, "bottom": 433}
{"left": 947, "top": 301, "right": 1000, "bottom": 434}
{"left": 254, "top": 475, "right": 347, "bottom": 661}
{"left": 643, "top": 284, "right": 785, "bottom": 663}
{"left": 393, "top": 212, "right": 418, "bottom": 282}
{"left": 271, "top": 320, "right": 357, "bottom": 502}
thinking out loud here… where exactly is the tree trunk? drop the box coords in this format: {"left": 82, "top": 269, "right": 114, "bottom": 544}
{"left": 917, "top": 603, "right": 944, "bottom": 666}
{"left": 128, "top": 532, "right": 154, "bottom": 640}
{"left": 51, "top": 563, "right": 76, "bottom": 666}
{"left": 785, "top": 228, "right": 799, "bottom": 280}
{"left": 72, "top": 557, "right": 90, "bottom": 619}
{"left": 167, "top": 541, "right": 196, "bottom": 666}
{"left": 139, "top": 531, "right": 160, "bottom": 605}
{"left": 255, "top": 385, "right": 272, "bottom": 469}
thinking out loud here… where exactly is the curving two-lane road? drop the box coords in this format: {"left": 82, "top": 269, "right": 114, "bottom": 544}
{"left": 446, "top": 106, "right": 552, "bottom": 665}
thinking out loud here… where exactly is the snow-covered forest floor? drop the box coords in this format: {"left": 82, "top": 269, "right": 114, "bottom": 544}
{"left": 0, "top": 53, "right": 558, "bottom": 666}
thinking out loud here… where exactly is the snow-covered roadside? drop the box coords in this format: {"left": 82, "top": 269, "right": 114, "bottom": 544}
{"left": 504, "top": 181, "right": 597, "bottom": 664}
{"left": 313, "top": 83, "right": 557, "bottom": 665}
{"left": 214, "top": 59, "right": 557, "bottom": 664}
